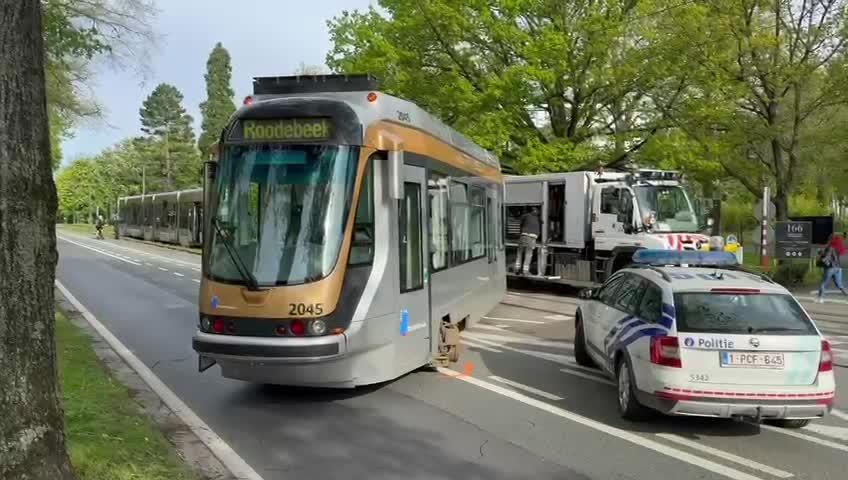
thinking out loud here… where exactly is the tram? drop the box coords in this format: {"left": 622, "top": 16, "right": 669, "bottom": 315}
{"left": 117, "top": 188, "right": 204, "bottom": 247}
{"left": 192, "top": 74, "right": 507, "bottom": 388}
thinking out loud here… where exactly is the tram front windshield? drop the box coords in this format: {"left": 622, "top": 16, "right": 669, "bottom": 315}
{"left": 209, "top": 144, "right": 359, "bottom": 286}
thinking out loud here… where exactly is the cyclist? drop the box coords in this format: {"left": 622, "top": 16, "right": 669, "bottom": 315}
{"left": 95, "top": 214, "right": 105, "bottom": 240}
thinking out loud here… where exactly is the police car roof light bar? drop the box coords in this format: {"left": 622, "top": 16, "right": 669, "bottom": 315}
{"left": 632, "top": 249, "right": 739, "bottom": 267}
{"left": 253, "top": 74, "right": 380, "bottom": 95}
{"left": 627, "top": 264, "right": 672, "bottom": 282}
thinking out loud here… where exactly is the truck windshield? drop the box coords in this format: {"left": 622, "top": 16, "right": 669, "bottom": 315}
{"left": 634, "top": 185, "right": 699, "bottom": 233}
{"left": 208, "top": 144, "right": 359, "bottom": 286}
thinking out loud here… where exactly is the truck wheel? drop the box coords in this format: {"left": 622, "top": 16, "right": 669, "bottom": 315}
{"left": 574, "top": 315, "right": 595, "bottom": 368}
{"left": 617, "top": 356, "right": 652, "bottom": 421}
{"left": 764, "top": 419, "right": 811, "bottom": 429}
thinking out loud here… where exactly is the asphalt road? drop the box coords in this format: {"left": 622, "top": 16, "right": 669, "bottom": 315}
{"left": 56, "top": 228, "right": 848, "bottom": 480}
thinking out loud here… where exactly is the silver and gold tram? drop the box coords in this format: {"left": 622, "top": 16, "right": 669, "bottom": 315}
{"left": 117, "top": 188, "right": 204, "bottom": 247}
{"left": 192, "top": 75, "right": 507, "bottom": 388}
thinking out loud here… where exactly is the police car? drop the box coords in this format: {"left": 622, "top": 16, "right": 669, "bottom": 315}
{"left": 574, "top": 250, "right": 835, "bottom": 427}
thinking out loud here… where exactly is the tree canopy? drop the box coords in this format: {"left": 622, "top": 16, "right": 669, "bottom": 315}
{"left": 198, "top": 42, "right": 236, "bottom": 157}
{"left": 327, "top": 0, "right": 848, "bottom": 219}
{"left": 138, "top": 83, "right": 200, "bottom": 192}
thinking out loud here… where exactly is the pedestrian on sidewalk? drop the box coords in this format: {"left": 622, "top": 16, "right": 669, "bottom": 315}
{"left": 513, "top": 206, "right": 541, "bottom": 275}
{"left": 816, "top": 233, "right": 847, "bottom": 303}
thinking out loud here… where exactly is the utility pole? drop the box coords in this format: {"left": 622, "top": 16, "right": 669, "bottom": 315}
{"left": 761, "top": 185, "right": 770, "bottom": 269}
{"left": 142, "top": 165, "right": 146, "bottom": 196}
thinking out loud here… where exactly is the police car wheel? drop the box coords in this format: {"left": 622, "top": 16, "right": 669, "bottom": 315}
{"left": 617, "top": 357, "right": 651, "bottom": 420}
{"left": 764, "top": 419, "right": 811, "bottom": 429}
{"left": 573, "top": 316, "right": 595, "bottom": 368}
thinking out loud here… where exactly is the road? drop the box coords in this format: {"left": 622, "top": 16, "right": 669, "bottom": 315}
{"left": 56, "top": 228, "right": 848, "bottom": 480}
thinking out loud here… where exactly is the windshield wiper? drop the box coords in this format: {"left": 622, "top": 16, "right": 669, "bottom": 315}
{"left": 211, "top": 216, "right": 261, "bottom": 291}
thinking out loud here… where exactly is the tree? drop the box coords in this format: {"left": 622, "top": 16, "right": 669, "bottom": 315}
{"left": 198, "top": 42, "right": 235, "bottom": 158}
{"left": 42, "top": 0, "right": 157, "bottom": 169}
{"left": 55, "top": 139, "right": 150, "bottom": 221}
{"left": 326, "top": 0, "right": 685, "bottom": 170}
{"left": 659, "top": 0, "right": 848, "bottom": 220}
{"left": 139, "top": 84, "right": 201, "bottom": 192}
{"left": 0, "top": 1, "right": 76, "bottom": 478}
{"left": 294, "top": 62, "right": 330, "bottom": 75}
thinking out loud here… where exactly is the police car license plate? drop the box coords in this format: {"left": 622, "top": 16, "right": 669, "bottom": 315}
{"left": 720, "top": 351, "right": 784, "bottom": 369}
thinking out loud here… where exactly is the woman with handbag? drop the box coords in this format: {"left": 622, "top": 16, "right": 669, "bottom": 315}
{"left": 816, "top": 234, "right": 847, "bottom": 303}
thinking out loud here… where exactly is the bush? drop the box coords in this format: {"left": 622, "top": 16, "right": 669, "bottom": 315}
{"left": 770, "top": 261, "right": 811, "bottom": 287}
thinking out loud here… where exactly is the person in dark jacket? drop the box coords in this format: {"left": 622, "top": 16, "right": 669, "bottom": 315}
{"left": 816, "top": 234, "right": 847, "bottom": 303}
{"left": 514, "top": 206, "right": 541, "bottom": 275}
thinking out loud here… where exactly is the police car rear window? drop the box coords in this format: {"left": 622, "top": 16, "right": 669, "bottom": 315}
{"left": 673, "top": 292, "right": 817, "bottom": 335}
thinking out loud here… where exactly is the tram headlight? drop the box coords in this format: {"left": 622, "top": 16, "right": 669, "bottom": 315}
{"left": 309, "top": 319, "right": 327, "bottom": 336}
{"left": 200, "top": 316, "right": 212, "bottom": 333}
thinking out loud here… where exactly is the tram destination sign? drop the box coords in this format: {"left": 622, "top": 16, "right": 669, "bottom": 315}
{"left": 775, "top": 221, "right": 812, "bottom": 259}
{"left": 236, "top": 117, "right": 333, "bottom": 142}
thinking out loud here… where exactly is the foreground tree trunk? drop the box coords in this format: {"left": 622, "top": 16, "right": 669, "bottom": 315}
{"left": 0, "top": 1, "right": 77, "bottom": 479}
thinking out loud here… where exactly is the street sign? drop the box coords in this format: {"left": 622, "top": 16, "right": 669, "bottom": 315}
{"left": 775, "top": 221, "right": 812, "bottom": 259}
{"left": 754, "top": 199, "right": 776, "bottom": 221}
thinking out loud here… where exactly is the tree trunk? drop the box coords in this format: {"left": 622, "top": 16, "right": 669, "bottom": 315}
{"left": 0, "top": 1, "right": 77, "bottom": 479}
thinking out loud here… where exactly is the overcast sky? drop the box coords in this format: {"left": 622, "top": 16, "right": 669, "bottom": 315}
{"left": 61, "top": 0, "right": 375, "bottom": 164}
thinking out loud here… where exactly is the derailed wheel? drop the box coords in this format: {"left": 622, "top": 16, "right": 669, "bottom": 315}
{"left": 447, "top": 345, "right": 459, "bottom": 362}
{"left": 439, "top": 321, "right": 461, "bottom": 363}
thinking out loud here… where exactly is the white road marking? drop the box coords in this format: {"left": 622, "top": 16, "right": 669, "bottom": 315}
{"left": 487, "top": 376, "right": 563, "bottom": 401}
{"left": 158, "top": 267, "right": 168, "bottom": 272}
{"left": 760, "top": 424, "right": 848, "bottom": 453}
{"left": 559, "top": 368, "right": 615, "bottom": 386}
{"left": 803, "top": 423, "right": 848, "bottom": 442}
{"left": 144, "top": 263, "right": 154, "bottom": 267}
{"left": 797, "top": 295, "right": 848, "bottom": 305}
{"left": 58, "top": 236, "right": 142, "bottom": 266}
{"left": 656, "top": 434, "right": 794, "bottom": 478}
{"left": 482, "top": 316, "right": 545, "bottom": 324}
{"left": 192, "top": 279, "right": 201, "bottom": 284}
{"left": 55, "top": 281, "right": 264, "bottom": 480}
{"left": 472, "top": 324, "right": 510, "bottom": 332}
{"left": 463, "top": 332, "right": 572, "bottom": 349}
{"left": 544, "top": 314, "right": 574, "bottom": 321}
{"left": 173, "top": 272, "right": 185, "bottom": 277}
{"left": 438, "top": 368, "right": 767, "bottom": 480}
{"left": 460, "top": 339, "right": 503, "bottom": 353}
{"left": 192, "top": 268, "right": 201, "bottom": 272}
{"left": 831, "top": 409, "right": 848, "bottom": 422}
{"left": 76, "top": 236, "right": 200, "bottom": 268}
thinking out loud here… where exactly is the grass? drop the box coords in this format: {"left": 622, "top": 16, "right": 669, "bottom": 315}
{"left": 57, "top": 223, "right": 116, "bottom": 239}
{"left": 56, "top": 311, "right": 195, "bottom": 480}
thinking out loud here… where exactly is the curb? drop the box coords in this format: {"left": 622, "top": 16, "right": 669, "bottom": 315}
{"left": 55, "top": 283, "right": 261, "bottom": 480}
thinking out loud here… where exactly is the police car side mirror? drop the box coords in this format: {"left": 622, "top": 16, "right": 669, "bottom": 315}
{"left": 578, "top": 288, "right": 594, "bottom": 300}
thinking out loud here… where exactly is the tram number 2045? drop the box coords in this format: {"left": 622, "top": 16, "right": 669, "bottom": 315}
{"left": 289, "top": 303, "right": 324, "bottom": 316}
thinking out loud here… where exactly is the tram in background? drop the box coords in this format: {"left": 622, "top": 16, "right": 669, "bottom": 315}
{"left": 191, "top": 74, "right": 507, "bottom": 388}
{"left": 117, "top": 188, "right": 204, "bottom": 247}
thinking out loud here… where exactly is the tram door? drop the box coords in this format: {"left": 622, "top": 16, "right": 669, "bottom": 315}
{"left": 395, "top": 164, "right": 431, "bottom": 371}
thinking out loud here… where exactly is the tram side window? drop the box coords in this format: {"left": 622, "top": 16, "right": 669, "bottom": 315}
{"left": 428, "top": 173, "right": 449, "bottom": 271}
{"left": 179, "top": 201, "right": 190, "bottom": 230}
{"left": 469, "top": 186, "right": 486, "bottom": 259}
{"left": 399, "top": 182, "right": 424, "bottom": 292}
{"left": 449, "top": 181, "right": 471, "bottom": 264}
{"left": 349, "top": 162, "right": 374, "bottom": 266}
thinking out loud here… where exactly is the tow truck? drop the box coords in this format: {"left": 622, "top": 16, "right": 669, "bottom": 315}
{"left": 504, "top": 168, "right": 710, "bottom": 287}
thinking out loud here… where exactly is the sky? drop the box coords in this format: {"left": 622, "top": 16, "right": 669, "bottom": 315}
{"left": 61, "top": 0, "right": 375, "bottom": 164}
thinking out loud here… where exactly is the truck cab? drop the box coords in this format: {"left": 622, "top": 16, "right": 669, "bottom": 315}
{"left": 504, "top": 169, "right": 709, "bottom": 286}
